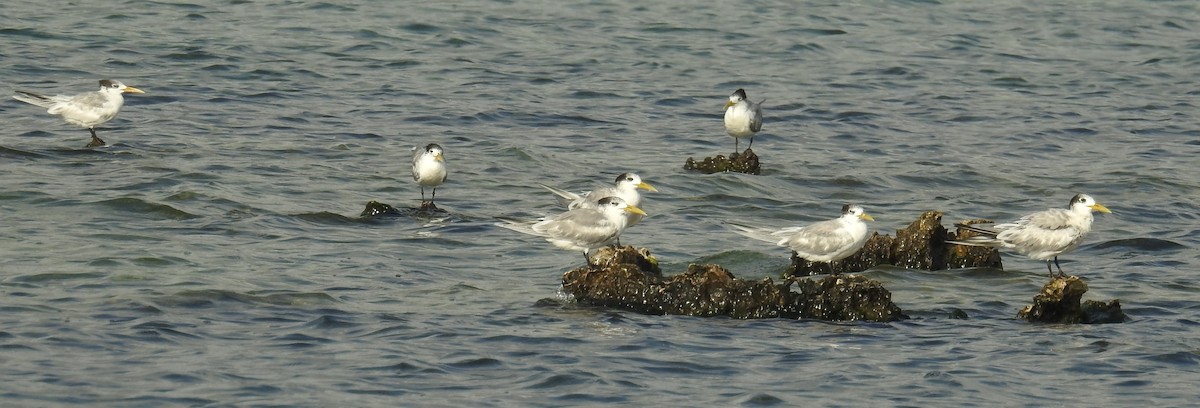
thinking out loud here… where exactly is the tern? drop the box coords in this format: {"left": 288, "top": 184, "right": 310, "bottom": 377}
{"left": 728, "top": 204, "right": 875, "bottom": 275}
{"left": 949, "top": 193, "right": 1111, "bottom": 278}
{"left": 13, "top": 79, "right": 145, "bottom": 147}
{"left": 411, "top": 143, "right": 447, "bottom": 205}
{"left": 723, "top": 88, "right": 764, "bottom": 153}
{"left": 495, "top": 196, "right": 646, "bottom": 268}
{"left": 538, "top": 172, "right": 657, "bottom": 227}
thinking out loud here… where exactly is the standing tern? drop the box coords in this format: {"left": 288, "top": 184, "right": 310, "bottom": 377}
{"left": 411, "top": 143, "right": 447, "bottom": 205}
{"left": 727, "top": 204, "right": 875, "bottom": 275}
{"left": 723, "top": 88, "right": 764, "bottom": 153}
{"left": 948, "top": 193, "right": 1111, "bottom": 278}
{"left": 495, "top": 196, "right": 646, "bottom": 268}
{"left": 538, "top": 172, "right": 657, "bottom": 227}
{"left": 12, "top": 79, "right": 145, "bottom": 147}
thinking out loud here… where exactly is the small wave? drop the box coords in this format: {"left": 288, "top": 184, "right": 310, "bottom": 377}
{"left": 1093, "top": 238, "right": 1186, "bottom": 251}
{"left": 94, "top": 197, "right": 200, "bottom": 220}
{"left": 156, "top": 289, "right": 338, "bottom": 308}
{"left": 294, "top": 211, "right": 359, "bottom": 225}
{"left": 9, "top": 271, "right": 107, "bottom": 283}
{"left": 0, "top": 145, "right": 51, "bottom": 159}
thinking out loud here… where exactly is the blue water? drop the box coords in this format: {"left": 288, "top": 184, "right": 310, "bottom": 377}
{"left": 2, "top": 0, "right": 1199, "bottom": 406}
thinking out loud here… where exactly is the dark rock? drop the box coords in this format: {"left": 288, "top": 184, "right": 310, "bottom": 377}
{"left": 360, "top": 201, "right": 402, "bottom": 217}
{"left": 946, "top": 218, "right": 1006, "bottom": 269}
{"left": 947, "top": 309, "right": 969, "bottom": 319}
{"left": 561, "top": 246, "right": 906, "bottom": 322}
{"left": 787, "top": 211, "right": 1003, "bottom": 277}
{"left": 781, "top": 274, "right": 907, "bottom": 321}
{"left": 1082, "top": 299, "right": 1127, "bottom": 324}
{"left": 684, "top": 148, "right": 760, "bottom": 175}
{"left": 1017, "top": 276, "right": 1126, "bottom": 324}
{"left": 359, "top": 200, "right": 447, "bottom": 218}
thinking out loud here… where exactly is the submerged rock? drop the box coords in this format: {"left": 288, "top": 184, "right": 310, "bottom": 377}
{"left": 1018, "top": 276, "right": 1126, "bottom": 324}
{"left": 561, "top": 246, "right": 906, "bottom": 322}
{"left": 359, "top": 200, "right": 447, "bottom": 217}
{"left": 788, "top": 211, "right": 1002, "bottom": 276}
{"left": 361, "top": 201, "right": 402, "bottom": 217}
{"left": 684, "top": 148, "right": 761, "bottom": 175}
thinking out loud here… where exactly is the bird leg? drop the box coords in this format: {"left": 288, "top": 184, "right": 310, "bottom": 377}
{"left": 86, "top": 128, "right": 106, "bottom": 148}
{"left": 583, "top": 251, "right": 595, "bottom": 269}
{"left": 747, "top": 137, "right": 754, "bottom": 150}
{"left": 1053, "top": 257, "right": 1066, "bottom": 278}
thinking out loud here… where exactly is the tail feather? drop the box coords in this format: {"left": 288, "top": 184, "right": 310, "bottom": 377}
{"left": 725, "top": 221, "right": 778, "bottom": 244}
{"left": 13, "top": 91, "right": 53, "bottom": 108}
{"left": 949, "top": 221, "right": 1001, "bottom": 247}
{"left": 945, "top": 237, "right": 993, "bottom": 247}
{"left": 953, "top": 222, "right": 998, "bottom": 237}
{"left": 494, "top": 220, "right": 538, "bottom": 237}
{"left": 537, "top": 183, "right": 582, "bottom": 208}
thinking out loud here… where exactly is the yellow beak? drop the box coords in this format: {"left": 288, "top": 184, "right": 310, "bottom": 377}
{"left": 860, "top": 213, "right": 875, "bottom": 222}
{"left": 1090, "top": 203, "right": 1112, "bottom": 214}
{"left": 123, "top": 86, "right": 146, "bottom": 94}
{"left": 625, "top": 205, "right": 647, "bottom": 216}
{"left": 637, "top": 181, "right": 658, "bottom": 192}
{"left": 434, "top": 153, "right": 444, "bottom": 161}
{"left": 723, "top": 100, "right": 735, "bottom": 109}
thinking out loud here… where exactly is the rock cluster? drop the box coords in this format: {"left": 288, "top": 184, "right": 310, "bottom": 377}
{"left": 684, "top": 149, "right": 761, "bottom": 175}
{"left": 561, "top": 246, "right": 907, "bottom": 322}
{"left": 1018, "top": 276, "right": 1126, "bottom": 324}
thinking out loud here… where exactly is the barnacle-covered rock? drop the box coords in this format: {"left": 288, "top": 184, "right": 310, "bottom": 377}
{"left": 684, "top": 148, "right": 760, "bottom": 175}
{"left": 562, "top": 246, "right": 906, "bottom": 322}
{"left": 1018, "top": 276, "right": 1126, "bottom": 324}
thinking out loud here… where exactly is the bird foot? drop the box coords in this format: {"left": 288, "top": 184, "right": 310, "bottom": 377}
{"left": 86, "top": 136, "right": 107, "bottom": 148}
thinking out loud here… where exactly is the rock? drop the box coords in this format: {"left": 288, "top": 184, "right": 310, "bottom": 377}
{"left": 787, "top": 211, "right": 1003, "bottom": 276}
{"left": 360, "top": 201, "right": 402, "bottom": 217}
{"left": 359, "top": 200, "right": 447, "bottom": 218}
{"left": 684, "top": 148, "right": 760, "bottom": 175}
{"left": 1017, "top": 276, "right": 1126, "bottom": 324}
{"left": 947, "top": 309, "right": 969, "bottom": 319}
{"left": 945, "top": 218, "right": 1006, "bottom": 269}
{"left": 561, "top": 246, "right": 907, "bottom": 322}
{"left": 781, "top": 274, "right": 907, "bottom": 321}
{"left": 1081, "top": 299, "right": 1127, "bottom": 324}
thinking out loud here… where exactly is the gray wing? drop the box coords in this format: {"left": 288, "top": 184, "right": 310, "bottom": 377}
{"left": 576, "top": 184, "right": 618, "bottom": 209}
{"left": 1012, "top": 208, "right": 1078, "bottom": 231}
{"left": 410, "top": 148, "right": 422, "bottom": 182}
{"left": 749, "top": 99, "right": 764, "bottom": 132}
{"left": 994, "top": 209, "right": 1084, "bottom": 254}
{"left": 538, "top": 183, "right": 585, "bottom": 209}
{"left": 66, "top": 91, "right": 107, "bottom": 108}
{"left": 776, "top": 219, "right": 853, "bottom": 258}
{"left": 533, "top": 208, "right": 619, "bottom": 245}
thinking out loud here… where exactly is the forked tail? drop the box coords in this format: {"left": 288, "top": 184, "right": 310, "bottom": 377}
{"left": 13, "top": 91, "right": 53, "bottom": 108}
